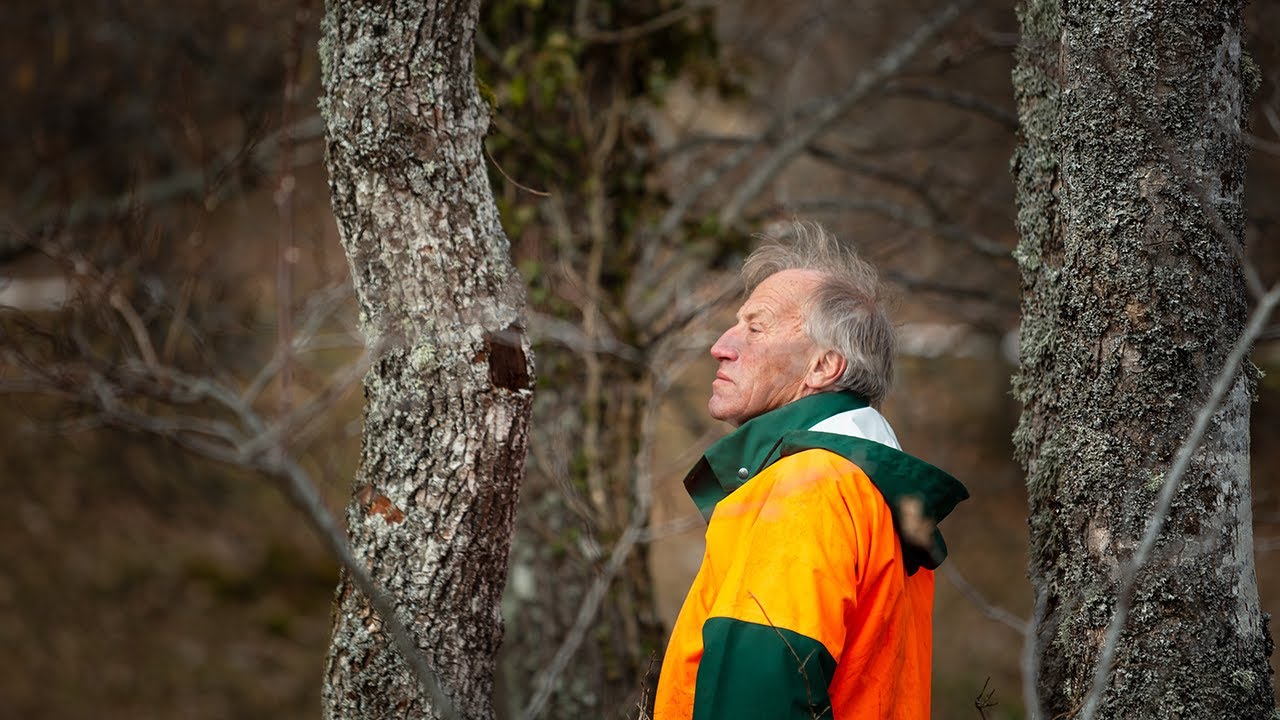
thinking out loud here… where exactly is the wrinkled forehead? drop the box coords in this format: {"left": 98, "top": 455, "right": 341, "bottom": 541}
{"left": 740, "top": 268, "right": 825, "bottom": 319}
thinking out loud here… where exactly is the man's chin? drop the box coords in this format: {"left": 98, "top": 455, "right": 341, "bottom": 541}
{"left": 707, "top": 400, "right": 744, "bottom": 427}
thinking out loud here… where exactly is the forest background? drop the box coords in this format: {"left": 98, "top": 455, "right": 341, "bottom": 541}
{"left": 1, "top": 1, "right": 1278, "bottom": 718}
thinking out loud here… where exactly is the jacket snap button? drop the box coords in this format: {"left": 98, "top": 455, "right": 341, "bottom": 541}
{"left": 737, "top": 467, "right": 749, "bottom": 479}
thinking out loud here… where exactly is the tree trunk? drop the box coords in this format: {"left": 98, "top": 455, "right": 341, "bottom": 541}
{"left": 318, "top": 1, "right": 535, "bottom": 718}
{"left": 1012, "top": 1, "right": 1275, "bottom": 717}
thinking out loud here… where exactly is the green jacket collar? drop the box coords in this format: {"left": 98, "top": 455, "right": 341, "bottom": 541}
{"left": 683, "top": 391, "right": 969, "bottom": 573}
{"left": 685, "top": 391, "right": 870, "bottom": 516}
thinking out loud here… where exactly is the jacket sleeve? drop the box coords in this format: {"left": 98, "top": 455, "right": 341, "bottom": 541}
{"left": 690, "top": 450, "right": 870, "bottom": 720}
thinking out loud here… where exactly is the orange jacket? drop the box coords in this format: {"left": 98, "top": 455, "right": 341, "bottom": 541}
{"left": 655, "top": 392, "right": 967, "bottom": 720}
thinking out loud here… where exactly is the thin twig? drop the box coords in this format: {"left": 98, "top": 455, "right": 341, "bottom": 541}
{"left": 717, "top": 0, "right": 977, "bottom": 230}
{"left": 747, "top": 592, "right": 824, "bottom": 718}
{"left": 519, "top": 342, "right": 688, "bottom": 720}
{"left": 518, "top": 502, "right": 646, "bottom": 719}
{"left": 940, "top": 564, "right": 1027, "bottom": 635}
{"left": 755, "top": 197, "right": 1008, "bottom": 258}
{"left": 269, "top": 453, "right": 460, "bottom": 720}
{"left": 659, "top": 134, "right": 1010, "bottom": 261}
{"left": 579, "top": 96, "right": 623, "bottom": 525}
{"left": 243, "top": 282, "right": 353, "bottom": 405}
{"left": 275, "top": 0, "right": 314, "bottom": 416}
{"left": 526, "top": 310, "right": 642, "bottom": 362}
{"left": 880, "top": 81, "right": 1018, "bottom": 131}
{"left": 237, "top": 351, "right": 370, "bottom": 462}
{"left": 885, "top": 270, "right": 1018, "bottom": 312}
{"left": 485, "top": 145, "right": 552, "bottom": 197}
{"left": 15, "top": 115, "right": 325, "bottom": 237}
{"left": 575, "top": 0, "right": 716, "bottom": 44}
{"left": 108, "top": 289, "right": 159, "bottom": 370}
{"left": 654, "top": 142, "right": 754, "bottom": 240}
{"left": 975, "top": 677, "right": 998, "bottom": 719}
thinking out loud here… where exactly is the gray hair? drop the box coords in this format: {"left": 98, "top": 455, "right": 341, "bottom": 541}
{"left": 741, "top": 221, "right": 895, "bottom": 408}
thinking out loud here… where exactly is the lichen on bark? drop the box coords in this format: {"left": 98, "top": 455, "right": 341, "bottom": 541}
{"left": 318, "top": 2, "right": 535, "bottom": 718}
{"left": 1012, "top": 0, "right": 1275, "bottom": 717}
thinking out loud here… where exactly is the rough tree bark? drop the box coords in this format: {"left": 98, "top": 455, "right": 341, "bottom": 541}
{"left": 1012, "top": 0, "right": 1275, "bottom": 717}
{"left": 318, "top": 1, "right": 535, "bottom": 718}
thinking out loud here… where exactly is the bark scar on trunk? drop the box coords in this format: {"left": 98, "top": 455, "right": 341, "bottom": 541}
{"left": 484, "top": 323, "right": 530, "bottom": 391}
{"left": 357, "top": 484, "right": 407, "bottom": 525}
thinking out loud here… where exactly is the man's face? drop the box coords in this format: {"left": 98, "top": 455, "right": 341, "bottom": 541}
{"left": 708, "top": 269, "right": 824, "bottom": 426}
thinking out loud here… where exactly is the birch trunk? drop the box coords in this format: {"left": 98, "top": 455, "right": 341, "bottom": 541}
{"left": 1011, "top": 1, "right": 1275, "bottom": 717}
{"left": 318, "top": 1, "right": 534, "bottom": 717}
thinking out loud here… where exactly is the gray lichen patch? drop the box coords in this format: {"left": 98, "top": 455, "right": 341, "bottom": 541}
{"left": 1013, "top": 0, "right": 1272, "bottom": 716}
{"left": 318, "top": 2, "right": 535, "bottom": 718}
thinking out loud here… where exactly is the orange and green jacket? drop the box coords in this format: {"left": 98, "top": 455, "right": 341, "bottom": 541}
{"left": 654, "top": 391, "right": 967, "bottom": 720}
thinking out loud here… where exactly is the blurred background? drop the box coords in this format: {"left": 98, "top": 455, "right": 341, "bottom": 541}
{"left": 1, "top": 1, "right": 1277, "bottom": 718}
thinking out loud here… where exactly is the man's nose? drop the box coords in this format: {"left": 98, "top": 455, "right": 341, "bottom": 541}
{"left": 710, "top": 329, "right": 738, "bottom": 361}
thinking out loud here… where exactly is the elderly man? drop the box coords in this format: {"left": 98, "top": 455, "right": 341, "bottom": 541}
{"left": 653, "top": 223, "right": 967, "bottom": 720}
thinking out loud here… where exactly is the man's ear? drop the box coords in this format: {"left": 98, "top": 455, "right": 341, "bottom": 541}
{"left": 804, "top": 349, "right": 847, "bottom": 391}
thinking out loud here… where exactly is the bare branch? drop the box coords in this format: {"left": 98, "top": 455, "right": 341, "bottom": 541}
{"left": 641, "top": 270, "right": 741, "bottom": 349}
{"left": 108, "top": 289, "right": 159, "bottom": 370}
{"left": 242, "top": 282, "right": 354, "bottom": 405}
{"left": 757, "top": 197, "right": 1009, "bottom": 258}
{"left": 661, "top": 134, "right": 1010, "bottom": 261}
{"left": 717, "top": 0, "right": 977, "bottom": 230}
{"left": 160, "top": 278, "right": 195, "bottom": 363}
{"left": 3, "top": 114, "right": 326, "bottom": 263}
{"left": 76, "top": 371, "right": 246, "bottom": 465}
{"left": 238, "top": 350, "right": 369, "bottom": 462}
{"left": 654, "top": 142, "right": 755, "bottom": 239}
{"left": 1262, "top": 100, "right": 1280, "bottom": 140}
{"left": 8, "top": 343, "right": 457, "bottom": 719}
{"left": 519, "top": 338, "right": 695, "bottom": 720}
{"left": 801, "top": 142, "right": 949, "bottom": 215}
{"left": 527, "top": 310, "right": 642, "bottom": 362}
{"left": 146, "top": 365, "right": 268, "bottom": 434}
{"left": 519, "top": 485, "right": 648, "bottom": 719}
{"left": 1244, "top": 132, "right": 1280, "bottom": 157}
{"left": 575, "top": 0, "right": 716, "bottom": 45}
{"left": 0, "top": 377, "right": 77, "bottom": 396}
{"left": 880, "top": 80, "right": 1018, "bottom": 131}
{"left": 649, "top": 74, "right": 911, "bottom": 243}
{"left": 267, "top": 452, "right": 460, "bottom": 720}
{"left": 4, "top": 265, "right": 453, "bottom": 715}
{"left": 940, "top": 564, "right": 1027, "bottom": 635}
{"left": 884, "top": 270, "right": 1018, "bottom": 312}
